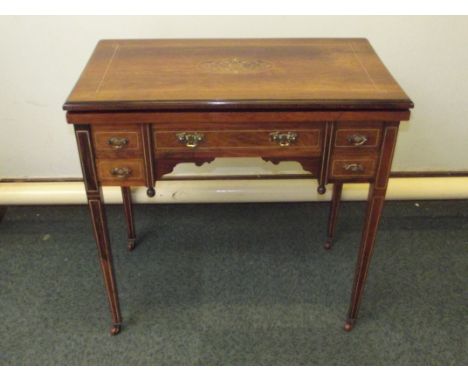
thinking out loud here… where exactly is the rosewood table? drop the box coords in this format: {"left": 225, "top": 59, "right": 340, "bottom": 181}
{"left": 63, "top": 39, "right": 413, "bottom": 335}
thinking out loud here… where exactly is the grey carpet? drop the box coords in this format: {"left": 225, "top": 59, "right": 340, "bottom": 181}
{"left": 0, "top": 200, "right": 466, "bottom": 365}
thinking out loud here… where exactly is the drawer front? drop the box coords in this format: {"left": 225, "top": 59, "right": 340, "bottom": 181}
{"left": 330, "top": 155, "right": 378, "bottom": 179}
{"left": 96, "top": 159, "right": 145, "bottom": 185}
{"left": 154, "top": 123, "right": 324, "bottom": 157}
{"left": 92, "top": 125, "right": 143, "bottom": 158}
{"left": 334, "top": 122, "right": 382, "bottom": 149}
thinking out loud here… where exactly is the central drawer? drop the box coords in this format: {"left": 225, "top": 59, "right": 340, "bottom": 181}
{"left": 154, "top": 122, "right": 324, "bottom": 158}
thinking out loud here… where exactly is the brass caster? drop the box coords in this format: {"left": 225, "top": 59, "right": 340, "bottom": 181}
{"left": 344, "top": 318, "right": 355, "bottom": 332}
{"left": 110, "top": 324, "right": 122, "bottom": 336}
{"left": 146, "top": 187, "right": 155, "bottom": 197}
{"left": 127, "top": 238, "right": 136, "bottom": 251}
{"left": 317, "top": 185, "right": 326, "bottom": 195}
{"left": 324, "top": 239, "right": 332, "bottom": 250}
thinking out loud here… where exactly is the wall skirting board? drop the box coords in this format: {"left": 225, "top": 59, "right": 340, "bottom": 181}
{"left": 0, "top": 174, "right": 467, "bottom": 204}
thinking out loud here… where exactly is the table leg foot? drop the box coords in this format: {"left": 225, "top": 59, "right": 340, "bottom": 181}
{"left": 127, "top": 238, "right": 136, "bottom": 251}
{"left": 324, "top": 238, "right": 333, "bottom": 250}
{"left": 110, "top": 324, "right": 122, "bottom": 336}
{"left": 344, "top": 318, "right": 355, "bottom": 332}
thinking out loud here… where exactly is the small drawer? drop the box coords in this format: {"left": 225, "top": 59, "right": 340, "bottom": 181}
{"left": 330, "top": 156, "right": 378, "bottom": 179}
{"left": 334, "top": 123, "right": 382, "bottom": 149}
{"left": 92, "top": 125, "right": 143, "bottom": 158}
{"left": 96, "top": 159, "right": 145, "bottom": 185}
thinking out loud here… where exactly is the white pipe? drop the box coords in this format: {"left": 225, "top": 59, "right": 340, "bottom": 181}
{"left": 0, "top": 177, "right": 467, "bottom": 205}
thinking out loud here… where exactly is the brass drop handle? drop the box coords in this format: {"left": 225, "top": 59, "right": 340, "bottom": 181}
{"left": 347, "top": 134, "right": 368, "bottom": 146}
{"left": 176, "top": 132, "right": 205, "bottom": 148}
{"left": 343, "top": 163, "right": 364, "bottom": 173}
{"left": 270, "top": 132, "right": 298, "bottom": 147}
{"left": 108, "top": 137, "right": 129, "bottom": 149}
{"left": 110, "top": 167, "right": 132, "bottom": 178}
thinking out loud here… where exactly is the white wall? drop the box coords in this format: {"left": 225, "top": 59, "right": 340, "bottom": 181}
{"left": 0, "top": 16, "right": 467, "bottom": 179}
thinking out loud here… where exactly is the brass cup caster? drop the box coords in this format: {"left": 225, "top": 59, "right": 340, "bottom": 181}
{"left": 344, "top": 318, "right": 355, "bottom": 332}
{"left": 127, "top": 238, "right": 136, "bottom": 251}
{"left": 110, "top": 324, "right": 122, "bottom": 336}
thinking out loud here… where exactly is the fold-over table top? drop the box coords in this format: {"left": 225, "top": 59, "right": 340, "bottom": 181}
{"left": 63, "top": 38, "right": 413, "bottom": 112}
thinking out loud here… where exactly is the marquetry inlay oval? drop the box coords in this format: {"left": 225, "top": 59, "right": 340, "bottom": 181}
{"left": 198, "top": 57, "right": 273, "bottom": 74}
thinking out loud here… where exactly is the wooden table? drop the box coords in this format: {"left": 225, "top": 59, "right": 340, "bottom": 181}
{"left": 63, "top": 39, "right": 413, "bottom": 335}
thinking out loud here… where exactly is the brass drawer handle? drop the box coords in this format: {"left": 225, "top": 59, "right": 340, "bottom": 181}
{"left": 270, "top": 131, "right": 298, "bottom": 147}
{"left": 110, "top": 167, "right": 132, "bottom": 178}
{"left": 347, "top": 134, "right": 368, "bottom": 146}
{"left": 343, "top": 163, "right": 364, "bottom": 173}
{"left": 176, "top": 132, "right": 204, "bottom": 148}
{"left": 108, "top": 137, "right": 129, "bottom": 149}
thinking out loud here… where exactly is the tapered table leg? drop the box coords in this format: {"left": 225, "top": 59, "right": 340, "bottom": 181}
{"left": 75, "top": 124, "right": 123, "bottom": 335}
{"left": 324, "top": 182, "right": 343, "bottom": 249}
{"left": 344, "top": 122, "right": 399, "bottom": 331}
{"left": 344, "top": 185, "right": 386, "bottom": 331}
{"left": 121, "top": 187, "right": 136, "bottom": 251}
